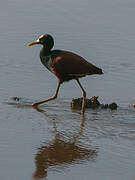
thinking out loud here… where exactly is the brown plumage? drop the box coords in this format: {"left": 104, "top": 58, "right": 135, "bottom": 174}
{"left": 50, "top": 51, "right": 103, "bottom": 83}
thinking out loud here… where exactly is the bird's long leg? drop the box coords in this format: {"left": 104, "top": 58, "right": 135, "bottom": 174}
{"left": 76, "top": 79, "right": 86, "bottom": 115}
{"left": 32, "top": 81, "right": 61, "bottom": 107}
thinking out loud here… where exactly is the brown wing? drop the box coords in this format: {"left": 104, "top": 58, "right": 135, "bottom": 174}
{"left": 51, "top": 51, "right": 103, "bottom": 82}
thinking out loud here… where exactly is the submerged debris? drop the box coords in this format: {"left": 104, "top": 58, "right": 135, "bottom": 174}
{"left": 100, "top": 104, "right": 109, "bottom": 109}
{"left": 10, "top": 96, "right": 21, "bottom": 101}
{"left": 71, "top": 96, "right": 117, "bottom": 110}
{"left": 71, "top": 96, "right": 100, "bottom": 109}
{"left": 108, "top": 102, "right": 118, "bottom": 110}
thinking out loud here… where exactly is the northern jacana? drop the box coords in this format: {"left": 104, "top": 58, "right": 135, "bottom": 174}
{"left": 27, "top": 34, "right": 103, "bottom": 114}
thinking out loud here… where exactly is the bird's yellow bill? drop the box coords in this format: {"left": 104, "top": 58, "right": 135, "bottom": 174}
{"left": 26, "top": 41, "right": 38, "bottom": 46}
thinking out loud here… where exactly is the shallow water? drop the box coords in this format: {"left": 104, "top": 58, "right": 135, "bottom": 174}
{"left": 1, "top": 0, "right": 135, "bottom": 179}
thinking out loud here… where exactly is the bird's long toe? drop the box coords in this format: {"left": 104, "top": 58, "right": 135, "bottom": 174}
{"left": 32, "top": 103, "right": 39, "bottom": 107}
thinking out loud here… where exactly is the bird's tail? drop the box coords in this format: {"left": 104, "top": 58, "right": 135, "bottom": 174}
{"left": 96, "top": 67, "right": 103, "bottom": 74}
{"left": 89, "top": 65, "right": 103, "bottom": 75}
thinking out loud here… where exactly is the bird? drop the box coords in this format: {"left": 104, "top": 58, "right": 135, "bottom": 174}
{"left": 27, "top": 34, "right": 103, "bottom": 114}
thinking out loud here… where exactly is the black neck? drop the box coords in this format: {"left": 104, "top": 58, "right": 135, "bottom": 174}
{"left": 41, "top": 46, "right": 52, "bottom": 56}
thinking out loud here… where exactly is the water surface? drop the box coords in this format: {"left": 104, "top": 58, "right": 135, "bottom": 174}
{"left": 1, "top": 0, "right": 135, "bottom": 179}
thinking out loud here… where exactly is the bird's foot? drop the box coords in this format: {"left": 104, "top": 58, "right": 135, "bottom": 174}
{"left": 81, "top": 110, "right": 85, "bottom": 115}
{"left": 32, "top": 103, "right": 45, "bottom": 113}
{"left": 32, "top": 102, "right": 39, "bottom": 107}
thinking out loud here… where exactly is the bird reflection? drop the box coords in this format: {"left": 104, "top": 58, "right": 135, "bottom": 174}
{"left": 32, "top": 108, "right": 98, "bottom": 179}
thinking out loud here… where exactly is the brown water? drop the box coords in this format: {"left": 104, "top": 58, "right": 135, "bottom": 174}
{"left": 1, "top": 0, "right": 135, "bottom": 179}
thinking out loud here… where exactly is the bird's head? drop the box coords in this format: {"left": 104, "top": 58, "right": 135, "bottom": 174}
{"left": 27, "top": 34, "right": 54, "bottom": 50}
